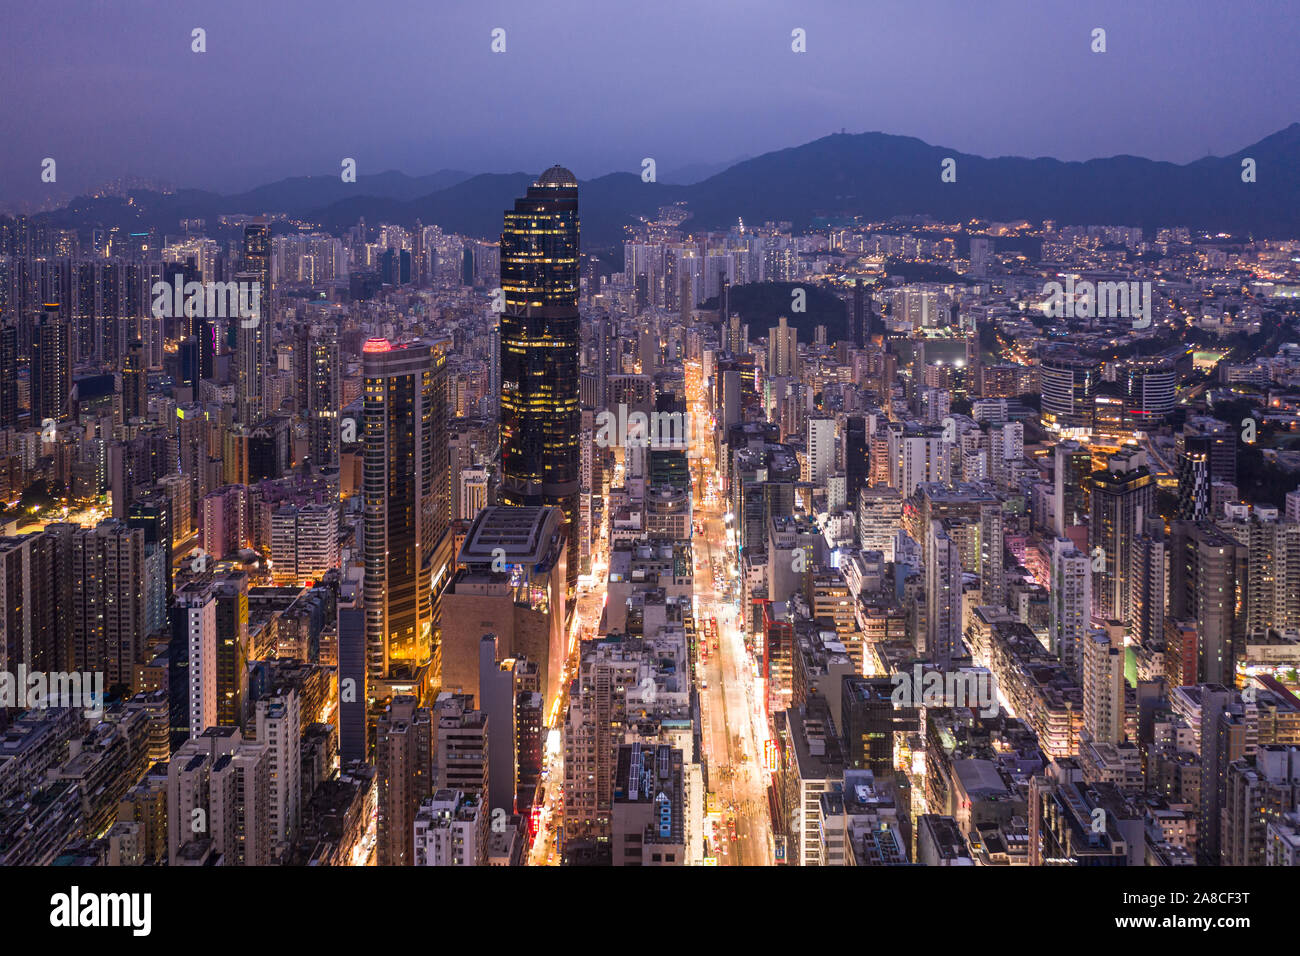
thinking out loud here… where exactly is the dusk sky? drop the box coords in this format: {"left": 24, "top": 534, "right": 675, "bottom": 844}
{"left": 6, "top": 0, "right": 1299, "bottom": 203}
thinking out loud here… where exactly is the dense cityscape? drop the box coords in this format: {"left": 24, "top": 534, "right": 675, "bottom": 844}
{"left": 0, "top": 11, "right": 1296, "bottom": 932}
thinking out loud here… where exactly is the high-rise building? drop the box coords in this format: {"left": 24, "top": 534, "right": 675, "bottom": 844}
{"left": 1177, "top": 435, "right": 1214, "bottom": 521}
{"left": 121, "top": 337, "right": 146, "bottom": 422}
{"left": 53, "top": 519, "right": 148, "bottom": 690}
{"left": 1089, "top": 448, "right": 1154, "bottom": 622}
{"left": 376, "top": 696, "right": 433, "bottom": 866}
{"left": 0, "top": 533, "right": 61, "bottom": 677}
{"left": 769, "top": 315, "right": 798, "bottom": 377}
{"left": 167, "top": 727, "right": 272, "bottom": 866}
{"left": 173, "top": 578, "right": 218, "bottom": 739}
{"left": 925, "top": 519, "right": 963, "bottom": 669}
{"left": 969, "top": 236, "right": 993, "bottom": 277}
{"left": 440, "top": 505, "right": 568, "bottom": 714}
{"left": 413, "top": 789, "right": 488, "bottom": 866}
{"left": 362, "top": 338, "right": 450, "bottom": 708}
{"left": 457, "top": 466, "right": 489, "bottom": 523}
{"left": 564, "top": 642, "right": 644, "bottom": 843}
{"left": 432, "top": 692, "right": 489, "bottom": 798}
{"left": 841, "top": 675, "right": 919, "bottom": 776}
{"left": 610, "top": 743, "right": 687, "bottom": 867}
{"left": 306, "top": 327, "right": 340, "bottom": 470}
{"left": 886, "top": 423, "right": 951, "bottom": 498}
{"left": 1053, "top": 440, "right": 1092, "bottom": 536}
{"left": 234, "top": 269, "right": 268, "bottom": 424}
{"left": 1049, "top": 537, "right": 1092, "bottom": 677}
{"left": 270, "top": 503, "right": 339, "bottom": 585}
{"left": 979, "top": 500, "right": 1005, "bottom": 610}
{"left": 337, "top": 565, "right": 367, "bottom": 764}
{"left": 806, "top": 417, "right": 834, "bottom": 486}
{"left": 1082, "top": 628, "right": 1125, "bottom": 745}
{"left": 1218, "top": 507, "right": 1300, "bottom": 633}
{"left": 1129, "top": 521, "right": 1168, "bottom": 653}
{"left": 33, "top": 303, "right": 72, "bottom": 425}
{"left": 1222, "top": 746, "right": 1300, "bottom": 866}
{"left": 479, "top": 636, "right": 519, "bottom": 818}
{"left": 1122, "top": 360, "right": 1177, "bottom": 428}
{"left": 212, "top": 570, "right": 249, "bottom": 730}
{"left": 1170, "top": 523, "right": 1247, "bottom": 685}
{"left": 1039, "top": 349, "right": 1098, "bottom": 432}
{"left": 1181, "top": 416, "right": 1237, "bottom": 486}
{"left": 499, "top": 167, "right": 581, "bottom": 607}
{"left": 255, "top": 686, "right": 302, "bottom": 847}
{"left": 242, "top": 219, "right": 271, "bottom": 314}
{"left": 0, "top": 322, "right": 17, "bottom": 429}
{"left": 844, "top": 415, "right": 869, "bottom": 508}
{"left": 858, "top": 487, "right": 903, "bottom": 561}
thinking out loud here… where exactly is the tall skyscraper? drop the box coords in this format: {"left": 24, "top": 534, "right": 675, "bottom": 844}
{"left": 121, "top": 337, "right": 146, "bottom": 422}
{"left": 969, "top": 236, "right": 993, "bottom": 277}
{"left": 306, "top": 327, "right": 340, "bottom": 470}
{"left": 242, "top": 219, "right": 271, "bottom": 313}
{"left": 1170, "top": 522, "right": 1247, "bottom": 685}
{"left": 925, "top": 519, "right": 963, "bottom": 670}
{"left": 172, "top": 579, "right": 218, "bottom": 739}
{"left": 33, "top": 303, "right": 72, "bottom": 425}
{"left": 1177, "top": 434, "right": 1214, "bottom": 521}
{"left": 235, "top": 221, "right": 272, "bottom": 423}
{"left": 806, "top": 416, "right": 834, "bottom": 486}
{"left": 0, "top": 321, "right": 18, "bottom": 429}
{"left": 363, "top": 338, "right": 450, "bottom": 712}
{"left": 1089, "top": 448, "right": 1154, "bottom": 623}
{"left": 844, "top": 415, "right": 869, "bottom": 508}
{"left": 1052, "top": 439, "right": 1092, "bottom": 537}
{"left": 1049, "top": 537, "right": 1093, "bottom": 678}
{"left": 769, "top": 315, "right": 798, "bottom": 377}
{"left": 499, "top": 167, "right": 581, "bottom": 605}
{"left": 1082, "top": 628, "right": 1125, "bottom": 745}
{"left": 234, "top": 269, "right": 268, "bottom": 424}
{"left": 52, "top": 519, "right": 147, "bottom": 691}
{"left": 1129, "top": 520, "right": 1168, "bottom": 653}
{"left": 256, "top": 686, "right": 302, "bottom": 847}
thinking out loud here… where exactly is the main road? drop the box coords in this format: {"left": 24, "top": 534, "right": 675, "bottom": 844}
{"left": 687, "top": 360, "right": 773, "bottom": 866}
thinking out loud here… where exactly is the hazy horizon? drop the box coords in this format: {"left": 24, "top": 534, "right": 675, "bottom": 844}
{"left": 5, "top": 0, "right": 1298, "bottom": 206}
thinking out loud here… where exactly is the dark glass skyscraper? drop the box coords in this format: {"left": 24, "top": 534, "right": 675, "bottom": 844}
{"left": 237, "top": 220, "right": 272, "bottom": 423}
{"left": 0, "top": 321, "right": 18, "bottom": 429}
{"left": 362, "top": 338, "right": 449, "bottom": 696}
{"left": 33, "top": 302, "right": 72, "bottom": 425}
{"left": 499, "top": 167, "right": 581, "bottom": 605}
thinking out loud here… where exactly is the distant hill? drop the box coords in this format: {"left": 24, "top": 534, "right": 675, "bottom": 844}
{"left": 673, "top": 124, "right": 1300, "bottom": 237}
{"left": 19, "top": 124, "right": 1300, "bottom": 248}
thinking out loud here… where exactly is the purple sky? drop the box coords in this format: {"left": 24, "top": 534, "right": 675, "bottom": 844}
{"left": 5, "top": 0, "right": 1298, "bottom": 203}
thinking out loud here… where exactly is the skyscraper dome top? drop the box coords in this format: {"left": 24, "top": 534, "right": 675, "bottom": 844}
{"left": 535, "top": 165, "right": 578, "bottom": 187}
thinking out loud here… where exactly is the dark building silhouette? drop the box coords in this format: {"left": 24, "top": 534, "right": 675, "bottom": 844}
{"left": 0, "top": 322, "right": 17, "bottom": 429}
{"left": 32, "top": 303, "right": 72, "bottom": 425}
{"left": 121, "top": 337, "right": 146, "bottom": 422}
{"left": 498, "top": 167, "right": 582, "bottom": 605}
{"left": 845, "top": 415, "right": 869, "bottom": 508}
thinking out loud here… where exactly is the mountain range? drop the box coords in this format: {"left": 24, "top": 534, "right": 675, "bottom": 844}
{"left": 27, "top": 125, "right": 1300, "bottom": 249}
